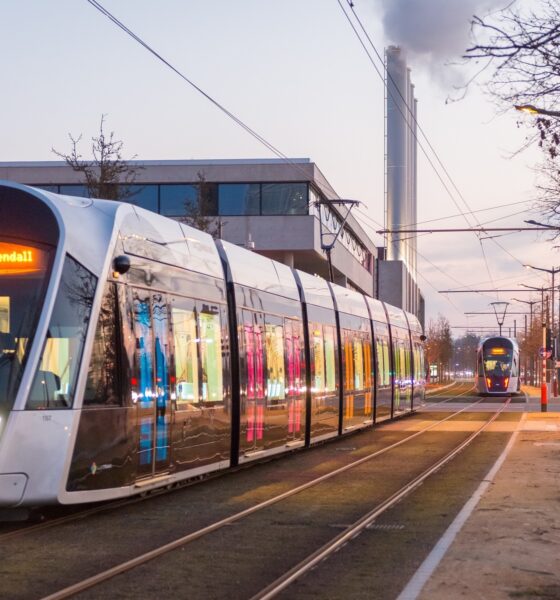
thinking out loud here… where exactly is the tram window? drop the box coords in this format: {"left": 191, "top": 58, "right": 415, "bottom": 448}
{"left": 324, "top": 325, "right": 337, "bottom": 392}
{"left": 376, "top": 336, "right": 391, "bottom": 387}
{"left": 310, "top": 323, "right": 337, "bottom": 394}
{"left": 265, "top": 317, "right": 285, "bottom": 401}
{"left": 84, "top": 283, "right": 120, "bottom": 406}
{"left": 171, "top": 299, "right": 224, "bottom": 405}
{"left": 132, "top": 290, "right": 154, "bottom": 404}
{"left": 310, "top": 324, "right": 325, "bottom": 392}
{"left": 153, "top": 293, "right": 171, "bottom": 405}
{"left": 0, "top": 296, "right": 8, "bottom": 333}
{"left": 343, "top": 333, "right": 354, "bottom": 391}
{"left": 242, "top": 311, "right": 265, "bottom": 400}
{"left": 27, "top": 256, "right": 96, "bottom": 409}
{"left": 285, "top": 319, "right": 304, "bottom": 395}
{"left": 363, "top": 339, "right": 372, "bottom": 388}
{"left": 353, "top": 337, "right": 364, "bottom": 390}
{"left": 198, "top": 304, "right": 223, "bottom": 402}
{"left": 171, "top": 301, "right": 199, "bottom": 405}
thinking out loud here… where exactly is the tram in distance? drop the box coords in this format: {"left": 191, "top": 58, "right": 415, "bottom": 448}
{"left": 476, "top": 336, "right": 520, "bottom": 396}
{"left": 0, "top": 182, "right": 425, "bottom": 510}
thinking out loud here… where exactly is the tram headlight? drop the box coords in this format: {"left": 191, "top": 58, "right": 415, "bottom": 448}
{"left": 486, "top": 377, "right": 492, "bottom": 389}
{"left": 504, "top": 377, "right": 509, "bottom": 388}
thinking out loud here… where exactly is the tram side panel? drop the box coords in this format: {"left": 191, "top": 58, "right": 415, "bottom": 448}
{"left": 294, "top": 270, "right": 340, "bottom": 443}
{"left": 405, "top": 312, "right": 426, "bottom": 407}
{"left": 234, "top": 285, "right": 306, "bottom": 459}
{"left": 363, "top": 297, "right": 393, "bottom": 423}
{"left": 338, "top": 312, "right": 374, "bottom": 431}
{"left": 67, "top": 271, "right": 232, "bottom": 493}
{"left": 372, "top": 319, "right": 393, "bottom": 422}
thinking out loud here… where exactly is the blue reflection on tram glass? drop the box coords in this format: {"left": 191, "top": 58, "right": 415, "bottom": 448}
{"left": 135, "top": 298, "right": 153, "bottom": 466}
{"left": 153, "top": 295, "right": 169, "bottom": 462}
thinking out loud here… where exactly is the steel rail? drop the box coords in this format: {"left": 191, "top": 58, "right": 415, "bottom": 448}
{"left": 40, "top": 396, "right": 484, "bottom": 600}
{"left": 251, "top": 398, "right": 512, "bottom": 600}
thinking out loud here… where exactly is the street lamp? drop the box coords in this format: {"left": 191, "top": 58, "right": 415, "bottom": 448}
{"left": 515, "top": 104, "right": 560, "bottom": 118}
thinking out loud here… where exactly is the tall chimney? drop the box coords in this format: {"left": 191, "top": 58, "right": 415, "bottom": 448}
{"left": 385, "top": 46, "right": 417, "bottom": 278}
{"left": 386, "top": 46, "right": 409, "bottom": 263}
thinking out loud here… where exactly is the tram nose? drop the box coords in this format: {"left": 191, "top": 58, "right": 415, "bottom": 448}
{"left": 487, "top": 375, "right": 508, "bottom": 391}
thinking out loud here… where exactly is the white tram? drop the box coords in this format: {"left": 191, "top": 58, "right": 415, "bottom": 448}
{"left": 0, "top": 182, "right": 425, "bottom": 510}
{"left": 476, "top": 336, "right": 520, "bottom": 396}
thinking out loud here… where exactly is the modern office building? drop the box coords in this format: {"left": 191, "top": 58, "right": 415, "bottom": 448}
{"left": 0, "top": 158, "right": 379, "bottom": 298}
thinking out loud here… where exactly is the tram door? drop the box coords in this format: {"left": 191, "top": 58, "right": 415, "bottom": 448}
{"left": 132, "top": 290, "right": 172, "bottom": 479}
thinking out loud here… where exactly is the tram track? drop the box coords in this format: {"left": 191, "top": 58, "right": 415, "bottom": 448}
{"left": 31, "top": 394, "right": 493, "bottom": 600}
{"left": 0, "top": 384, "right": 476, "bottom": 543}
{"left": 251, "top": 399, "right": 512, "bottom": 600}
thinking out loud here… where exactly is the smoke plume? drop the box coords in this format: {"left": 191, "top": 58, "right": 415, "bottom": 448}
{"left": 379, "top": 0, "right": 507, "bottom": 80}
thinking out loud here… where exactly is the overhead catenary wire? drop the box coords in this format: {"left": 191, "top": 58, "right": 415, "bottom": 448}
{"left": 336, "top": 0, "right": 501, "bottom": 298}
{"left": 356, "top": 213, "right": 485, "bottom": 314}
{"left": 84, "top": 0, "right": 337, "bottom": 203}
{"left": 86, "top": 0, "right": 525, "bottom": 328}
{"left": 338, "top": 1, "right": 533, "bottom": 293}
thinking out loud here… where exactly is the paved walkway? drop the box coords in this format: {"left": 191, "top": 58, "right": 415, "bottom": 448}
{"left": 413, "top": 410, "right": 560, "bottom": 599}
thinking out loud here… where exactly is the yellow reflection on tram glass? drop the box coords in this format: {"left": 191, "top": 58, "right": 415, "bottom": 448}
{"left": 0, "top": 296, "right": 8, "bottom": 333}
{"left": 0, "top": 242, "right": 44, "bottom": 275}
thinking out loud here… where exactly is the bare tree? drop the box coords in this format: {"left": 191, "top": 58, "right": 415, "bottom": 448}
{"left": 453, "top": 333, "right": 480, "bottom": 375}
{"left": 181, "top": 171, "right": 224, "bottom": 238}
{"left": 52, "top": 115, "right": 141, "bottom": 200}
{"left": 466, "top": 1, "right": 560, "bottom": 224}
{"left": 425, "top": 314, "right": 454, "bottom": 382}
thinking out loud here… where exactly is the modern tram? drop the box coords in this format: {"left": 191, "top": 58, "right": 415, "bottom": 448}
{"left": 476, "top": 336, "right": 520, "bottom": 396}
{"left": 0, "top": 182, "right": 425, "bottom": 509}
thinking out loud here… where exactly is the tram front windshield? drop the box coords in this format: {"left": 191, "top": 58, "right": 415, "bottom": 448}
{"left": 482, "top": 342, "right": 513, "bottom": 377}
{"left": 0, "top": 241, "right": 51, "bottom": 417}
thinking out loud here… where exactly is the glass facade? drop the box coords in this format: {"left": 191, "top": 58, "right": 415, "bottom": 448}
{"left": 218, "top": 184, "right": 260, "bottom": 216}
{"left": 38, "top": 182, "right": 310, "bottom": 218}
{"left": 261, "top": 183, "right": 307, "bottom": 215}
{"left": 126, "top": 185, "right": 158, "bottom": 212}
{"left": 35, "top": 179, "right": 372, "bottom": 275}
{"left": 160, "top": 184, "right": 198, "bottom": 216}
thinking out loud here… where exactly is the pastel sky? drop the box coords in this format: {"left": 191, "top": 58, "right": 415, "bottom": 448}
{"left": 1, "top": 0, "right": 552, "bottom": 335}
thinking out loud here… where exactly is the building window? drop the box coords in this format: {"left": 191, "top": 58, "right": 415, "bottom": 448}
{"left": 36, "top": 185, "right": 60, "bottom": 193}
{"left": 126, "top": 185, "right": 158, "bottom": 212}
{"left": 59, "top": 185, "right": 88, "bottom": 198}
{"left": 261, "top": 183, "right": 308, "bottom": 215}
{"left": 160, "top": 184, "right": 197, "bottom": 216}
{"left": 218, "top": 184, "right": 260, "bottom": 215}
